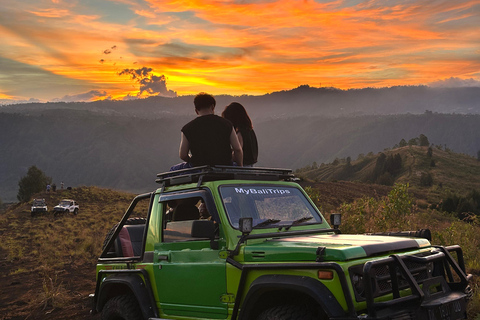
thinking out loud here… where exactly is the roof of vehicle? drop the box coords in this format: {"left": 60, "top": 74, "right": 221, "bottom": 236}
{"left": 156, "top": 165, "right": 295, "bottom": 189}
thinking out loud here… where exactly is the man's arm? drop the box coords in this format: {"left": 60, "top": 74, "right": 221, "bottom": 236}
{"left": 179, "top": 132, "right": 191, "bottom": 162}
{"left": 230, "top": 128, "right": 243, "bottom": 166}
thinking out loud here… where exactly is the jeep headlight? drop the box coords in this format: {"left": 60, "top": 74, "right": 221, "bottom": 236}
{"left": 352, "top": 273, "right": 365, "bottom": 297}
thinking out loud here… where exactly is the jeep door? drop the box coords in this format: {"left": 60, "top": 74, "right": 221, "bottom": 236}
{"left": 154, "top": 190, "right": 227, "bottom": 319}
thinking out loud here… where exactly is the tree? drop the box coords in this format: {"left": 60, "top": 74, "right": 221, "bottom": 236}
{"left": 399, "top": 139, "right": 407, "bottom": 147}
{"left": 477, "top": 150, "right": 480, "bottom": 161}
{"left": 419, "top": 172, "right": 433, "bottom": 187}
{"left": 427, "top": 147, "right": 433, "bottom": 158}
{"left": 17, "top": 166, "right": 52, "bottom": 202}
{"left": 419, "top": 134, "right": 430, "bottom": 146}
{"left": 408, "top": 138, "right": 418, "bottom": 146}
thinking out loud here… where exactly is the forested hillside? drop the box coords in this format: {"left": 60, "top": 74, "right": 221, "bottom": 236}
{"left": 2, "top": 111, "right": 480, "bottom": 203}
{"left": 2, "top": 86, "right": 480, "bottom": 203}
{"left": 297, "top": 144, "right": 480, "bottom": 216}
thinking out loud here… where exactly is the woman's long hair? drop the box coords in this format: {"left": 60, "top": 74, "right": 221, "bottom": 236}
{"left": 222, "top": 102, "right": 253, "bottom": 129}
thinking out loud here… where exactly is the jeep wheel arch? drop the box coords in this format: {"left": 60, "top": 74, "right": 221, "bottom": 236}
{"left": 95, "top": 271, "right": 157, "bottom": 320}
{"left": 238, "top": 275, "right": 345, "bottom": 320}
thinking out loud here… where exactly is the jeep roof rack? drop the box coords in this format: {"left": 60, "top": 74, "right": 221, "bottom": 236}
{"left": 156, "top": 165, "right": 295, "bottom": 188}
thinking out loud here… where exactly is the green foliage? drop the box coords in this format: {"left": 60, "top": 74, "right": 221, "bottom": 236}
{"left": 370, "top": 153, "right": 403, "bottom": 185}
{"left": 427, "top": 147, "right": 433, "bottom": 158}
{"left": 420, "top": 172, "right": 433, "bottom": 187}
{"left": 408, "top": 138, "right": 418, "bottom": 146}
{"left": 441, "top": 189, "right": 480, "bottom": 217}
{"left": 17, "top": 166, "right": 52, "bottom": 202}
{"left": 419, "top": 134, "right": 430, "bottom": 146}
{"left": 304, "top": 186, "right": 323, "bottom": 212}
{"left": 339, "top": 183, "right": 414, "bottom": 233}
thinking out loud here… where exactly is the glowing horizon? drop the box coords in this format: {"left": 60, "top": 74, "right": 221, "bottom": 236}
{"left": 0, "top": 0, "right": 479, "bottom": 103}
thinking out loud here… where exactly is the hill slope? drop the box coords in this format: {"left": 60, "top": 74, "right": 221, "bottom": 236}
{"left": 0, "top": 186, "right": 135, "bottom": 319}
{"left": 297, "top": 145, "right": 480, "bottom": 204}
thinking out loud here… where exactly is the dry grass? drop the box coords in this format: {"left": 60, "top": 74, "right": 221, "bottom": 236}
{"left": 0, "top": 186, "right": 134, "bottom": 319}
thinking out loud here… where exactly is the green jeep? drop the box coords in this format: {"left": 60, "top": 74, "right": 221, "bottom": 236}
{"left": 91, "top": 166, "right": 472, "bottom": 320}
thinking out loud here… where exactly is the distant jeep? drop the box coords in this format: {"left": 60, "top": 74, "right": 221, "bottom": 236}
{"left": 53, "top": 199, "right": 79, "bottom": 216}
{"left": 31, "top": 198, "right": 48, "bottom": 216}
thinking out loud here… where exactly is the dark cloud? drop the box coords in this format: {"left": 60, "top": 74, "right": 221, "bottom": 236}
{"left": 119, "top": 67, "right": 153, "bottom": 80}
{"left": 99, "top": 59, "right": 105, "bottom": 64}
{"left": 52, "top": 90, "right": 109, "bottom": 102}
{"left": 103, "top": 45, "right": 117, "bottom": 55}
{"left": 118, "top": 67, "right": 177, "bottom": 97}
{"left": 139, "top": 75, "right": 176, "bottom": 97}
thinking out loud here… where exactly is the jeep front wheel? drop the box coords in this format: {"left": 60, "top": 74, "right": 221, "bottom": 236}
{"left": 257, "top": 304, "right": 318, "bottom": 320}
{"left": 101, "top": 294, "right": 142, "bottom": 320}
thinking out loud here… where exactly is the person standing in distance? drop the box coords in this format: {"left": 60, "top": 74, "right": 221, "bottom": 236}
{"left": 222, "top": 102, "right": 258, "bottom": 167}
{"left": 178, "top": 93, "right": 243, "bottom": 168}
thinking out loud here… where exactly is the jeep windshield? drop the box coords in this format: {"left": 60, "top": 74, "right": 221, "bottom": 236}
{"left": 220, "top": 185, "right": 322, "bottom": 229}
{"left": 33, "top": 200, "right": 46, "bottom": 206}
{"left": 58, "top": 200, "right": 70, "bottom": 206}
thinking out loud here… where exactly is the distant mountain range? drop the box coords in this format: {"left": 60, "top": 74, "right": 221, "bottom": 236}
{"left": 1, "top": 85, "right": 480, "bottom": 202}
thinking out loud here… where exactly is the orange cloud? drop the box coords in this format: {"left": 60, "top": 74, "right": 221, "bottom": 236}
{"left": 1, "top": 0, "right": 478, "bottom": 101}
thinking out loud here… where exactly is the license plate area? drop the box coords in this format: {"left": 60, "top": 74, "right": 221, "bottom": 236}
{"left": 423, "top": 292, "right": 467, "bottom": 320}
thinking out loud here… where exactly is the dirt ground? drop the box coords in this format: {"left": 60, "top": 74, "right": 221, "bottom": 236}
{"left": 0, "top": 246, "right": 100, "bottom": 320}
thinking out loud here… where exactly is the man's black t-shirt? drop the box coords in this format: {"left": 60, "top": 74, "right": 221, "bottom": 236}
{"left": 182, "top": 114, "right": 233, "bottom": 166}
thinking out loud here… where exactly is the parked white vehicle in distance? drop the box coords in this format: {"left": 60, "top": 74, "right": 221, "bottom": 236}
{"left": 31, "top": 198, "right": 48, "bottom": 216}
{"left": 53, "top": 199, "right": 79, "bottom": 215}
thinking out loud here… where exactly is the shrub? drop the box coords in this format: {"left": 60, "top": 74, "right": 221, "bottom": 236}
{"left": 420, "top": 172, "right": 433, "bottom": 187}
{"left": 338, "top": 183, "right": 414, "bottom": 233}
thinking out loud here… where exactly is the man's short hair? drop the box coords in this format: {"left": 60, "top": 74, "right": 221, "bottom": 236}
{"left": 194, "top": 92, "right": 216, "bottom": 111}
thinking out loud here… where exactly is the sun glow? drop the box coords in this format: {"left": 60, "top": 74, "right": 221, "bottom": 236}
{"left": 0, "top": 0, "right": 479, "bottom": 102}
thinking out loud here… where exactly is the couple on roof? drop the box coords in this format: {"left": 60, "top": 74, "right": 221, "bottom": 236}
{"left": 171, "top": 92, "right": 258, "bottom": 171}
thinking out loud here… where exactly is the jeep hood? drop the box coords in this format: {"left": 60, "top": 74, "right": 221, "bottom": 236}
{"left": 243, "top": 234, "right": 431, "bottom": 262}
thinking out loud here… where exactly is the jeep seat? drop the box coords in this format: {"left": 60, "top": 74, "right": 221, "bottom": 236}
{"left": 172, "top": 203, "right": 199, "bottom": 221}
{"left": 115, "top": 224, "right": 145, "bottom": 257}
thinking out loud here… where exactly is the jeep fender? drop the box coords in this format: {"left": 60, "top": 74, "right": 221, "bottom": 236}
{"left": 95, "top": 270, "right": 157, "bottom": 320}
{"left": 238, "top": 274, "right": 345, "bottom": 320}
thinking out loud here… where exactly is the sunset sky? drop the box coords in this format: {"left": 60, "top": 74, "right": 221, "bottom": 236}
{"left": 1, "top": 0, "right": 479, "bottom": 103}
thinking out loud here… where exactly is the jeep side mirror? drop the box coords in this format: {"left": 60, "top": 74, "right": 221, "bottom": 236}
{"left": 239, "top": 217, "right": 253, "bottom": 234}
{"left": 330, "top": 213, "right": 341, "bottom": 229}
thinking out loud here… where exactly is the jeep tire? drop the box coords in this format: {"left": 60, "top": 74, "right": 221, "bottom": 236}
{"left": 257, "top": 304, "right": 319, "bottom": 320}
{"left": 101, "top": 294, "right": 142, "bottom": 320}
